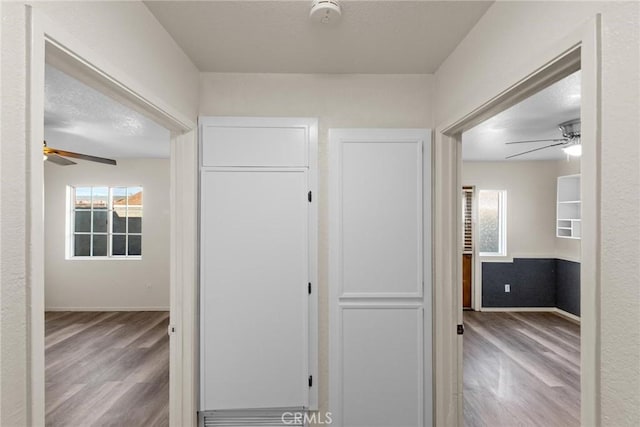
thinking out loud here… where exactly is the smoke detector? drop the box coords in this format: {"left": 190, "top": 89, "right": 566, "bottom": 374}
{"left": 310, "top": 0, "right": 342, "bottom": 25}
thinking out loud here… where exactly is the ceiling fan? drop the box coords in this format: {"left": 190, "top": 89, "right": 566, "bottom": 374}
{"left": 43, "top": 141, "right": 117, "bottom": 166}
{"left": 505, "top": 119, "right": 581, "bottom": 159}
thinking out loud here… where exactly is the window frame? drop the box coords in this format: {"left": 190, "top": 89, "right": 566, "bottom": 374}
{"left": 67, "top": 185, "right": 143, "bottom": 260}
{"left": 477, "top": 189, "right": 507, "bottom": 257}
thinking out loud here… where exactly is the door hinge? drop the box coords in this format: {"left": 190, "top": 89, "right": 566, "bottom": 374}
{"left": 308, "top": 375, "right": 313, "bottom": 387}
{"left": 168, "top": 324, "right": 176, "bottom": 335}
{"left": 308, "top": 191, "right": 312, "bottom": 202}
{"left": 308, "top": 282, "right": 312, "bottom": 295}
{"left": 457, "top": 324, "right": 464, "bottom": 335}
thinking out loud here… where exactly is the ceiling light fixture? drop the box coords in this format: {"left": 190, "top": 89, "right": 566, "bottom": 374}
{"left": 310, "top": 0, "right": 342, "bottom": 25}
{"left": 563, "top": 143, "right": 582, "bottom": 157}
{"left": 504, "top": 118, "right": 582, "bottom": 159}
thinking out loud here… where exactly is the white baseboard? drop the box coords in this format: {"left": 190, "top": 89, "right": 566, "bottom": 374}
{"left": 480, "top": 307, "right": 554, "bottom": 312}
{"left": 479, "top": 306, "right": 580, "bottom": 323}
{"left": 478, "top": 255, "right": 581, "bottom": 263}
{"left": 555, "top": 255, "right": 581, "bottom": 263}
{"left": 553, "top": 307, "right": 581, "bottom": 323}
{"left": 45, "top": 306, "right": 169, "bottom": 312}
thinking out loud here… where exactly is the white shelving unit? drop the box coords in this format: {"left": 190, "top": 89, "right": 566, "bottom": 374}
{"left": 557, "top": 174, "right": 581, "bottom": 239}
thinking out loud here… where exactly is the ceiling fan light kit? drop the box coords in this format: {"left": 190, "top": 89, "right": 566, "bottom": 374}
{"left": 563, "top": 144, "right": 582, "bottom": 157}
{"left": 309, "top": 0, "right": 342, "bottom": 25}
{"left": 505, "top": 118, "right": 582, "bottom": 159}
{"left": 558, "top": 118, "right": 581, "bottom": 139}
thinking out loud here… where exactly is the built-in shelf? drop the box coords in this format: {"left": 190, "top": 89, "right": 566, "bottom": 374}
{"left": 557, "top": 174, "right": 581, "bottom": 239}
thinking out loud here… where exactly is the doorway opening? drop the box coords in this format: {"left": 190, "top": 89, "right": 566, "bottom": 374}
{"left": 430, "top": 16, "right": 599, "bottom": 427}
{"left": 460, "top": 70, "right": 582, "bottom": 425}
{"left": 29, "top": 17, "right": 198, "bottom": 424}
{"left": 43, "top": 62, "right": 172, "bottom": 425}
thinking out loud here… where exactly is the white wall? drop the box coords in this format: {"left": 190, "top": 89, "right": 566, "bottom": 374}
{"left": 44, "top": 159, "right": 170, "bottom": 311}
{"left": 200, "top": 72, "right": 435, "bottom": 416}
{"left": 0, "top": 2, "right": 198, "bottom": 423}
{"left": 35, "top": 1, "right": 200, "bottom": 120}
{"left": 463, "top": 160, "right": 558, "bottom": 259}
{"left": 1, "top": 4, "right": 29, "bottom": 422}
{"left": 437, "top": 1, "right": 639, "bottom": 423}
{"left": 463, "top": 159, "right": 582, "bottom": 262}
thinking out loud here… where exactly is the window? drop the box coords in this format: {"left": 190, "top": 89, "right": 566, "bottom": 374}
{"left": 70, "top": 186, "right": 143, "bottom": 258}
{"left": 478, "top": 190, "right": 506, "bottom": 256}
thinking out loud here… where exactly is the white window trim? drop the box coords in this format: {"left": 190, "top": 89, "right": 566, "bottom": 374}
{"left": 478, "top": 190, "right": 507, "bottom": 257}
{"left": 67, "top": 185, "right": 143, "bottom": 259}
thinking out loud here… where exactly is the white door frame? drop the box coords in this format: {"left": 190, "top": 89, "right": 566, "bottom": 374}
{"left": 28, "top": 8, "right": 198, "bottom": 426}
{"left": 433, "top": 16, "right": 601, "bottom": 426}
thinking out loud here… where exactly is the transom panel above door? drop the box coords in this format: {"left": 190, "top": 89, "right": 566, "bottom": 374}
{"left": 201, "top": 123, "right": 309, "bottom": 167}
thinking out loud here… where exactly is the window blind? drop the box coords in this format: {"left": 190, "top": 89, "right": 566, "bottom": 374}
{"left": 463, "top": 187, "right": 473, "bottom": 253}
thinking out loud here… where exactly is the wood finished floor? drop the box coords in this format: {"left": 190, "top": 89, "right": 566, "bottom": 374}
{"left": 464, "top": 311, "right": 580, "bottom": 427}
{"left": 45, "top": 311, "right": 169, "bottom": 427}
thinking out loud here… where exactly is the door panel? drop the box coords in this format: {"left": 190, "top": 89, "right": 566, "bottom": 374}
{"left": 342, "top": 307, "right": 423, "bottom": 427}
{"left": 201, "top": 169, "right": 308, "bottom": 410}
{"left": 341, "top": 142, "right": 423, "bottom": 297}
{"left": 329, "top": 129, "right": 432, "bottom": 427}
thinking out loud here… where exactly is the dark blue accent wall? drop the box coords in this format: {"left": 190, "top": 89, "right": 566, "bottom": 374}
{"left": 482, "top": 258, "right": 580, "bottom": 316}
{"left": 482, "top": 259, "right": 557, "bottom": 308}
{"left": 556, "top": 259, "right": 581, "bottom": 316}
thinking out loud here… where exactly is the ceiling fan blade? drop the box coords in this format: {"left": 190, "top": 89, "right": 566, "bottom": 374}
{"left": 506, "top": 142, "right": 567, "bottom": 159}
{"left": 45, "top": 153, "right": 77, "bottom": 166}
{"left": 44, "top": 147, "right": 117, "bottom": 166}
{"left": 505, "top": 138, "right": 568, "bottom": 145}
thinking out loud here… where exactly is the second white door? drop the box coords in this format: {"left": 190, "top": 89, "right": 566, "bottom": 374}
{"left": 329, "top": 128, "right": 432, "bottom": 427}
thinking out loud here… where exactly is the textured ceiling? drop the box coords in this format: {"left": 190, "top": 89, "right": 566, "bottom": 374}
{"left": 462, "top": 70, "right": 582, "bottom": 161}
{"left": 45, "top": 64, "right": 170, "bottom": 159}
{"left": 145, "top": 0, "right": 493, "bottom": 73}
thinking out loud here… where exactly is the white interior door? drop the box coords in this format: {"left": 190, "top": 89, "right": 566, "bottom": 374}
{"left": 329, "top": 129, "right": 432, "bottom": 427}
{"left": 199, "top": 117, "right": 318, "bottom": 415}
{"left": 201, "top": 169, "right": 308, "bottom": 410}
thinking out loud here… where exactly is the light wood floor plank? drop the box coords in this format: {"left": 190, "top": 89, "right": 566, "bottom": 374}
{"left": 45, "top": 311, "right": 169, "bottom": 427}
{"left": 464, "top": 311, "right": 580, "bottom": 427}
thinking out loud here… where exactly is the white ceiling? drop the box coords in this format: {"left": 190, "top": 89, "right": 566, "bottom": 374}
{"left": 145, "top": 0, "right": 493, "bottom": 74}
{"left": 45, "top": 64, "right": 170, "bottom": 159}
{"left": 462, "top": 70, "right": 582, "bottom": 161}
